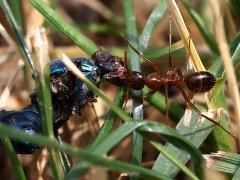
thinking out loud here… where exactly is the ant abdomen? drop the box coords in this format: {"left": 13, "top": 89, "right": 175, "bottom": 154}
{"left": 184, "top": 71, "right": 216, "bottom": 93}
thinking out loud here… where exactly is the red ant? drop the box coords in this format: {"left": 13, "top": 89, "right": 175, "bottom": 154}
{"left": 104, "top": 15, "right": 236, "bottom": 141}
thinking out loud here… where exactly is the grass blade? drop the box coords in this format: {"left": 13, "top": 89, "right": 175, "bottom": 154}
{"left": 144, "top": 87, "right": 184, "bottom": 120}
{"left": 139, "top": 0, "right": 167, "bottom": 52}
{"left": 0, "top": 123, "right": 171, "bottom": 180}
{"left": 123, "top": 0, "right": 143, "bottom": 173}
{"left": 67, "top": 120, "right": 203, "bottom": 179}
{"left": 59, "top": 53, "right": 131, "bottom": 122}
{"left": 89, "top": 88, "right": 125, "bottom": 149}
{"left": 152, "top": 111, "right": 213, "bottom": 176}
{"left": 233, "top": 168, "right": 240, "bottom": 180}
{"left": 29, "top": 0, "right": 99, "bottom": 55}
{"left": 30, "top": 28, "right": 60, "bottom": 179}
{"left": 1, "top": 138, "right": 26, "bottom": 180}
{"left": 148, "top": 138, "right": 198, "bottom": 180}
{"left": 0, "top": 0, "right": 35, "bottom": 74}
{"left": 182, "top": 0, "right": 219, "bottom": 54}
{"left": 204, "top": 152, "right": 240, "bottom": 175}
{"left": 143, "top": 40, "right": 184, "bottom": 59}
{"left": 57, "top": 136, "right": 71, "bottom": 174}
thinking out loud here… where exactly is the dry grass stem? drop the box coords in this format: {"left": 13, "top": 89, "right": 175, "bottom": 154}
{"left": 0, "top": 60, "right": 24, "bottom": 109}
{"left": 0, "top": 23, "right": 18, "bottom": 51}
{"left": 168, "top": 0, "right": 205, "bottom": 71}
{"left": 59, "top": 52, "right": 88, "bottom": 81}
{"left": 27, "top": 27, "right": 50, "bottom": 79}
{"left": 209, "top": 0, "right": 240, "bottom": 141}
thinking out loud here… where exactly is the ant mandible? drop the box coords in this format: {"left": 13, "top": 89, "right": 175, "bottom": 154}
{"left": 104, "top": 12, "right": 236, "bottom": 140}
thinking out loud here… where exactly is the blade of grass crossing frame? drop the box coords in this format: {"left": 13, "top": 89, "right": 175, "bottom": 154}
{"left": 9, "top": 0, "right": 31, "bottom": 91}
{"left": 67, "top": 120, "right": 202, "bottom": 179}
{"left": 139, "top": 0, "right": 167, "bottom": 52}
{"left": 57, "top": 135, "right": 71, "bottom": 174}
{"left": 1, "top": 138, "right": 26, "bottom": 180}
{"left": 92, "top": 121, "right": 203, "bottom": 179}
{"left": 0, "top": 123, "right": 171, "bottom": 180}
{"left": 0, "top": 0, "right": 35, "bottom": 74}
{"left": 89, "top": 88, "right": 125, "bottom": 149}
{"left": 143, "top": 40, "right": 184, "bottom": 59}
{"left": 123, "top": 0, "right": 143, "bottom": 175}
{"left": 148, "top": 138, "right": 198, "bottom": 180}
{"left": 29, "top": 0, "right": 99, "bottom": 55}
{"left": 66, "top": 89, "right": 125, "bottom": 177}
{"left": 182, "top": 0, "right": 219, "bottom": 54}
{"left": 152, "top": 30, "right": 240, "bottom": 177}
{"left": 152, "top": 111, "right": 212, "bottom": 177}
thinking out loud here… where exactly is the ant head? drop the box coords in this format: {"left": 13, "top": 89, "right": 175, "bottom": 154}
{"left": 184, "top": 71, "right": 216, "bottom": 93}
{"left": 92, "top": 50, "right": 111, "bottom": 63}
{"left": 92, "top": 50, "right": 128, "bottom": 85}
{"left": 92, "top": 50, "right": 124, "bottom": 74}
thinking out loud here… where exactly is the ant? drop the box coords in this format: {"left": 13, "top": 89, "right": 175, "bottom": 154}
{"left": 104, "top": 14, "right": 236, "bottom": 140}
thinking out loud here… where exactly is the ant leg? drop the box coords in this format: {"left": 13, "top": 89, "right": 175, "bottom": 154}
{"left": 178, "top": 85, "right": 237, "bottom": 140}
{"left": 165, "top": 86, "right": 169, "bottom": 119}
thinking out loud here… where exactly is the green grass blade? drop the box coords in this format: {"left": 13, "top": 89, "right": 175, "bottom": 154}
{"left": 182, "top": 0, "right": 219, "bottom": 54}
{"left": 233, "top": 168, "right": 240, "bottom": 180}
{"left": 0, "top": 123, "right": 171, "bottom": 180}
{"left": 34, "top": 59, "right": 60, "bottom": 180}
{"left": 123, "top": 0, "right": 143, "bottom": 173}
{"left": 152, "top": 111, "right": 218, "bottom": 176}
{"left": 60, "top": 54, "right": 132, "bottom": 122}
{"left": 65, "top": 89, "right": 125, "bottom": 177}
{"left": 1, "top": 137, "right": 26, "bottom": 180}
{"left": 89, "top": 88, "right": 125, "bottom": 149}
{"left": 205, "top": 152, "right": 240, "bottom": 175}
{"left": 65, "top": 153, "right": 172, "bottom": 180}
{"left": 29, "top": 0, "right": 99, "bottom": 55}
{"left": 148, "top": 138, "right": 199, "bottom": 180}
{"left": 139, "top": 0, "right": 167, "bottom": 52}
{"left": 93, "top": 121, "right": 202, "bottom": 177}
{"left": 152, "top": 29, "right": 240, "bottom": 177}
{"left": 0, "top": 0, "right": 35, "bottom": 74}
{"left": 57, "top": 136, "right": 71, "bottom": 174}
{"left": 209, "top": 32, "right": 240, "bottom": 77}
{"left": 143, "top": 41, "right": 184, "bottom": 59}
{"left": 144, "top": 87, "right": 184, "bottom": 120}
{"left": 67, "top": 120, "right": 202, "bottom": 179}
{"left": 10, "top": 0, "right": 23, "bottom": 27}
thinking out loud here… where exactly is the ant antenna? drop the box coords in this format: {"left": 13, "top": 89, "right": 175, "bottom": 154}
{"left": 121, "top": 35, "right": 160, "bottom": 73}
{"left": 126, "top": 41, "right": 160, "bottom": 73}
{"left": 168, "top": 10, "right": 173, "bottom": 69}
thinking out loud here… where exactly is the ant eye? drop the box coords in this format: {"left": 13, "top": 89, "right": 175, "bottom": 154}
{"left": 92, "top": 50, "right": 111, "bottom": 63}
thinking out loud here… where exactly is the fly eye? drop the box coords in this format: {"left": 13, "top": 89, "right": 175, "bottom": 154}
{"left": 92, "top": 50, "right": 111, "bottom": 63}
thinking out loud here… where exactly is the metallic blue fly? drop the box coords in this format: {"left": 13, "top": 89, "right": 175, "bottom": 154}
{"left": 0, "top": 104, "right": 41, "bottom": 154}
{"left": 0, "top": 51, "right": 125, "bottom": 153}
